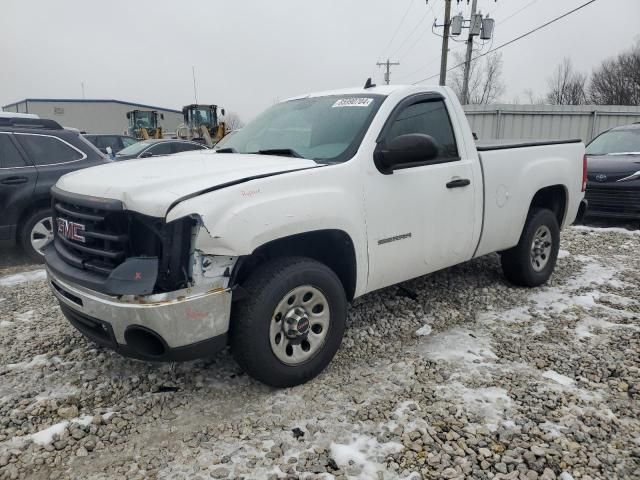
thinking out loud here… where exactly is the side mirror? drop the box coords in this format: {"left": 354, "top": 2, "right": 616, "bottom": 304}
{"left": 105, "top": 146, "right": 114, "bottom": 158}
{"left": 374, "top": 133, "right": 439, "bottom": 174}
{"left": 221, "top": 108, "right": 226, "bottom": 117}
{"left": 160, "top": 113, "right": 164, "bottom": 120}
{"left": 140, "top": 151, "right": 154, "bottom": 158}
{"left": 126, "top": 112, "right": 131, "bottom": 119}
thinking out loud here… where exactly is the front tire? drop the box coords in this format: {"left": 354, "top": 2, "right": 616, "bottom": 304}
{"left": 501, "top": 208, "right": 560, "bottom": 287}
{"left": 20, "top": 209, "right": 54, "bottom": 263}
{"left": 230, "top": 257, "right": 347, "bottom": 388}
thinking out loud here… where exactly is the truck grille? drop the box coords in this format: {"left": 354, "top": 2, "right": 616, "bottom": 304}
{"left": 53, "top": 197, "right": 129, "bottom": 275}
{"left": 585, "top": 186, "right": 640, "bottom": 218}
{"left": 50, "top": 187, "right": 194, "bottom": 292}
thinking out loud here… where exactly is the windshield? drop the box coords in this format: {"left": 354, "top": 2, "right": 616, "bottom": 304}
{"left": 116, "top": 140, "right": 151, "bottom": 156}
{"left": 586, "top": 128, "right": 640, "bottom": 156}
{"left": 218, "top": 95, "right": 385, "bottom": 162}
{"left": 130, "top": 112, "right": 155, "bottom": 129}
{"left": 187, "top": 107, "right": 216, "bottom": 127}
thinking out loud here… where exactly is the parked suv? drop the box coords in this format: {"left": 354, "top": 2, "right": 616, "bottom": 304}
{"left": 0, "top": 117, "right": 106, "bottom": 261}
{"left": 84, "top": 134, "right": 138, "bottom": 155}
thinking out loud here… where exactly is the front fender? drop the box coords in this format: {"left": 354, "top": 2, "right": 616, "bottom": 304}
{"left": 165, "top": 165, "right": 370, "bottom": 296}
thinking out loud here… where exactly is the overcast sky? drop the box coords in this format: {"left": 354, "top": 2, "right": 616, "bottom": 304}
{"left": 1, "top": 0, "right": 638, "bottom": 123}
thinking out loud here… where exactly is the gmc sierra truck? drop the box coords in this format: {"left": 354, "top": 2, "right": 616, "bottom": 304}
{"left": 44, "top": 84, "right": 587, "bottom": 387}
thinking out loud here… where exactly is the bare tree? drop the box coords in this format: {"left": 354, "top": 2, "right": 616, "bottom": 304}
{"left": 589, "top": 41, "right": 640, "bottom": 105}
{"left": 523, "top": 88, "right": 546, "bottom": 105}
{"left": 224, "top": 111, "right": 245, "bottom": 131}
{"left": 545, "top": 58, "right": 587, "bottom": 105}
{"left": 448, "top": 51, "right": 505, "bottom": 104}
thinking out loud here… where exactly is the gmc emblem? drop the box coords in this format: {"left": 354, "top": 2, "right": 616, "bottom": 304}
{"left": 57, "top": 218, "right": 86, "bottom": 243}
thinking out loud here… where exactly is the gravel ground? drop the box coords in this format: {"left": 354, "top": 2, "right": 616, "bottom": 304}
{"left": 0, "top": 226, "right": 639, "bottom": 480}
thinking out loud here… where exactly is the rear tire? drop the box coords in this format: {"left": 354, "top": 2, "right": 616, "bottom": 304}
{"left": 20, "top": 209, "right": 54, "bottom": 263}
{"left": 501, "top": 208, "right": 560, "bottom": 287}
{"left": 230, "top": 257, "right": 347, "bottom": 388}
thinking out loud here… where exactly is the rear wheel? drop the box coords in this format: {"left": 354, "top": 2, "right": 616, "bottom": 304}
{"left": 20, "top": 209, "right": 54, "bottom": 263}
{"left": 230, "top": 257, "right": 347, "bottom": 388}
{"left": 501, "top": 208, "right": 560, "bottom": 287}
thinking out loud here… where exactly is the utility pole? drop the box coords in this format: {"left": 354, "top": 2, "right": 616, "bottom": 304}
{"left": 192, "top": 66, "right": 198, "bottom": 105}
{"left": 377, "top": 59, "right": 400, "bottom": 85}
{"left": 81, "top": 82, "right": 85, "bottom": 100}
{"left": 461, "top": 0, "right": 478, "bottom": 104}
{"left": 439, "top": 0, "right": 453, "bottom": 86}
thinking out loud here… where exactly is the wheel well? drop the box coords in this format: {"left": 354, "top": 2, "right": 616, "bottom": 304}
{"left": 530, "top": 185, "right": 567, "bottom": 226}
{"left": 232, "top": 230, "right": 358, "bottom": 301}
{"left": 17, "top": 198, "right": 52, "bottom": 239}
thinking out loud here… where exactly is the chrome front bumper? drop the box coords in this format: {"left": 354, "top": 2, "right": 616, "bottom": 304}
{"left": 47, "top": 269, "right": 232, "bottom": 361}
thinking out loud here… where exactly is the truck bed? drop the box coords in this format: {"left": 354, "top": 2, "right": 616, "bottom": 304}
{"left": 476, "top": 138, "right": 582, "bottom": 151}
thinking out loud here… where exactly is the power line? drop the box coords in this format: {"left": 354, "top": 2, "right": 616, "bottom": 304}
{"left": 397, "top": 0, "right": 441, "bottom": 62}
{"left": 497, "top": 0, "right": 539, "bottom": 26}
{"left": 390, "top": 9, "right": 431, "bottom": 59}
{"left": 413, "top": 0, "right": 598, "bottom": 84}
{"left": 380, "top": 0, "right": 416, "bottom": 59}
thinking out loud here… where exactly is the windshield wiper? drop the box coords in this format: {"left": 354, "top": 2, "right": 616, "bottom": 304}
{"left": 251, "top": 148, "right": 303, "bottom": 158}
{"left": 215, "top": 147, "right": 237, "bottom": 153}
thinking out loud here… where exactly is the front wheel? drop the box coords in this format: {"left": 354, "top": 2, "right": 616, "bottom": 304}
{"left": 230, "top": 257, "right": 347, "bottom": 388}
{"left": 20, "top": 209, "right": 54, "bottom": 263}
{"left": 501, "top": 208, "right": 560, "bottom": 287}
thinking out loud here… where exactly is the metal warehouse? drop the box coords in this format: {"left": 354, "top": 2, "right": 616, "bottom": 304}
{"left": 2, "top": 98, "right": 183, "bottom": 135}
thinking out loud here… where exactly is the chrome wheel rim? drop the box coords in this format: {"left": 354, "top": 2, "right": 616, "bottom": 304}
{"left": 269, "top": 285, "right": 330, "bottom": 366}
{"left": 31, "top": 217, "right": 54, "bottom": 255}
{"left": 530, "top": 225, "right": 552, "bottom": 272}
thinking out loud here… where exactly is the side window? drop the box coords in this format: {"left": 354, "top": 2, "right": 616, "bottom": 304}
{"left": 173, "top": 143, "right": 205, "bottom": 153}
{"left": 148, "top": 143, "right": 172, "bottom": 156}
{"left": 96, "top": 136, "right": 121, "bottom": 150}
{"left": 16, "top": 134, "right": 83, "bottom": 166}
{"left": 0, "top": 134, "right": 27, "bottom": 168}
{"left": 387, "top": 99, "right": 459, "bottom": 161}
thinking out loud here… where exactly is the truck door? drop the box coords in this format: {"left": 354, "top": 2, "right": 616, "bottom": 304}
{"left": 0, "top": 133, "right": 37, "bottom": 244}
{"left": 364, "top": 94, "right": 479, "bottom": 292}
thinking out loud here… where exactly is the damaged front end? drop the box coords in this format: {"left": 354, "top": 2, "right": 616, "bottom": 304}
{"left": 45, "top": 189, "right": 238, "bottom": 361}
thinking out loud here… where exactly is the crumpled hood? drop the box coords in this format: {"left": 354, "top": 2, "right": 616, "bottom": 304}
{"left": 56, "top": 150, "right": 319, "bottom": 217}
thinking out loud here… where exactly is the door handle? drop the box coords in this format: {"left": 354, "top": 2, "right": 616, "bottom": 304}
{"left": 446, "top": 178, "right": 471, "bottom": 189}
{"left": 0, "top": 176, "right": 28, "bottom": 185}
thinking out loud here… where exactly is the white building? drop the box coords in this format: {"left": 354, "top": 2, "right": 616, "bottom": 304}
{"left": 2, "top": 98, "right": 183, "bottom": 135}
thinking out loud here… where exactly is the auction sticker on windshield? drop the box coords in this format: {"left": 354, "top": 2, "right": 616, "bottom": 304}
{"left": 332, "top": 98, "right": 373, "bottom": 108}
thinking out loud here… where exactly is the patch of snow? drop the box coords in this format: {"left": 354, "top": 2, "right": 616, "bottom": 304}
{"left": 542, "top": 370, "right": 574, "bottom": 386}
{"left": 5, "top": 355, "right": 60, "bottom": 370}
{"left": 531, "top": 322, "right": 546, "bottom": 334}
{"left": 30, "top": 421, "right": 69, "bottom": 446}
{"left": 0, "top": 269, "right": 46, "bottom": 287}
{"left": 0, "top": 321, "right": 14, "bottom": 328}
{"left": 35, "top": 385, "right": 80, "bottom": 402}
{"left": 539, "top": 421, "right": 566, "bottom": 438}
{"left": 73, "top": 415, "right": 94, "bottom": 427}
{"left": 558, "top": 249, "right": 571, "bottom": 259}
{"left": 597, "top": 293, "right": 637, "bottom": 307}
{"left": 419, "top": 328, "right": 496, "bottom": 365}
{"left": 14, "top": 310, "right": 34, "bottom": 322}
{"left": 459, "top": 386, "right": 512, "bottom": 431}
{"left": 102, "top": 411, "right": 116, "bottom": 420}
{"left": 575, "top": 316, "right": 639, "bottom": 339}
{"left": 330, "top": 435, "right": 403, "bottom": 479}
{"left": 559, "top": 472, "right": 576, "bottom": 480}
{"left": 415, "top": 324, "right": 432, "bottom": 336}
{"left": 572, "top": 225, "right": 640, "bottom": 236}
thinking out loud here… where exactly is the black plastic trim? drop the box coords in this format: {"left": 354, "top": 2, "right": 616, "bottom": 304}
{"left": 476, "top": 139, "right": 582, "bottom": 151}
{"left": 51, "top": 185, "right": 124, "bottom": 211}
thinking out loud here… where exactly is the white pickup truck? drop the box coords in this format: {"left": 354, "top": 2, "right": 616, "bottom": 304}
{"left": 44, "top": 84, "right": 587, "bottom": 387}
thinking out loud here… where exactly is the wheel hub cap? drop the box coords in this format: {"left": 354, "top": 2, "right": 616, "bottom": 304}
{"left": 530, "top": 225, "right": 552, "bottom": 272}
{"left": 269, "top": 285, "right": 331, "bottom": 366}
{"left": 284, "top": 307, "right": 310, "bottom": 338}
